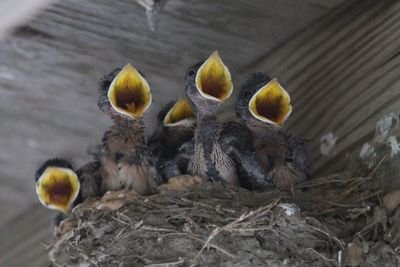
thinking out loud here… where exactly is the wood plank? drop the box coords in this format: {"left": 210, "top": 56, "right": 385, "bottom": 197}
{"left": 0, "top": 0, "right": 54, "bottom": 38}
{"left": 0, "top": 205, "right": 53, "bottom": 267}
{"left": 0, "top": 0, "right": 347, "bottom": 229}
{"left": 244, "top": 0, "right": 400, "bottom": 175}
{"left": 0, "top": 1, "right": 350, "bottom": 266}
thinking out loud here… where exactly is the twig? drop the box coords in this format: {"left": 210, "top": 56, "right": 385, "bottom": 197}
{"left": 141, "top": 226, "right": 178, "bottom": 232}
{"left": 193, "top": 200, "right": 279, "bottom": 261}
{"left": 194, "top": 227, "right": 223, "bottom": 260}
{"left": 180, "top": 197, "right": 236, "bottom": 214}
{"left": 159, "top": 231, "right": 236, "bottom": 259}
{"left": 340, "top": 177, "right": 373, "bottom": 197}
{"left": 308, "top": 225, "right": 345, "bottom": 250}
{"left": 225, "top": 227, "right": 274, "bottom": 232}
{"left": 390, "top": 232, "right": 400, "bottom": 245}
{"left": 117, "top": 212, "right": 135, "bottom": 229}
{"left": 370, "top": 152, "right": 388, "bottom": 175}
{"left": 144, "top": 258, "right": 185, "bottom": 267}
{"left": 307, "top": 248, "right": 336, "bottom": 263}
{"left": 352, "top": 190, "right": 383, "bottom": 203}
{"left": 110, "top": 215, "right": 132, "bottom": 227}
{"left": 294, "top": 174, "right": 366, "bottom": 189}
{"left": 113, "top": 227, "right": 127, "bottom": 241}
{"left": 184, "top": 233, "right": 237, "bottom": 259}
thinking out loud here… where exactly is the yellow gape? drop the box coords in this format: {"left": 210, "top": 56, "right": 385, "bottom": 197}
{"left": 249, "top": 78, "right": 292, "bottom": 126}
{"left": 163, "top": 97, "right": 195, "bottom": 126}
{"left": 195, "top": 51, "right": 233, "bottom": 102}
{"left": 35, "top": 167, "right": 80, "bottom": 214}
{"left": 107, "top": 63, "right": 152, "bottom": 119}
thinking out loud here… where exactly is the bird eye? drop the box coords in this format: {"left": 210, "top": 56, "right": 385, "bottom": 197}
{"left": 244, "top": 91, "right": 252, "bottom": 98}
{"left": 188, "top": 69, "right": 196, "bottom": 76}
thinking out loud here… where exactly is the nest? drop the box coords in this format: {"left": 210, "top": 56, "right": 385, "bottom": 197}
{"left": 49, "top": 170, "right": 400, "bottom": 267}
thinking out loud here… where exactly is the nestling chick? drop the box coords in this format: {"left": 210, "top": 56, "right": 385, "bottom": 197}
{"left": 148, "top": 97, "right": 196, "bottom": 182}
{"left": 35, "top": 158, "right": 102, "bottom": 224}
{"left": 177, "top": 51, "right": 274, "bottom": 190}
{"left": 97, "top": 64, "right": 161, "bottom": 195}
{"left": 236, "top": 73, "right": 310, "bottom": 188}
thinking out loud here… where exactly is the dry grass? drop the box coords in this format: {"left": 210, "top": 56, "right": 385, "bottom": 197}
{"left": 48, "top": 168, "right": 400, "bottom": 267}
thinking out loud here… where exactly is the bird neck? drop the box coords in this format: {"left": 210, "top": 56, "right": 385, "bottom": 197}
{"left": 112, "top": 116, "right": 146, "bottom": 142}
{"left": 195, "top": 114, "right": 220, "bottom": 142}
{"left": 246, "top": 121, "right": 278, "bottom": 144}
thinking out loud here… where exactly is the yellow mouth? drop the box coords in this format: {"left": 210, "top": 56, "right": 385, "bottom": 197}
{"left": 195, "top": 51, "right": 233, "bottom": 102}
{"left": 35, "top": 167, "right": 80, "bottom": 214}
{"left": 163, "top": 97, "right": 195, "bottom": 126}
{"left": 248, "top": 78, "right": 292, "bottom": 126}
{"left": 107, "top": 63, "right": 152, "bottom": 119}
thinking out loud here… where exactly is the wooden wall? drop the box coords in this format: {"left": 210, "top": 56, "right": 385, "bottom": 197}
{"left": 0, "top": 205, "right": 53, "bottom": 266}
{"left": 2, "top": 0, "right": 397, "bottom": 266}
{"left": 245, "top": 0, "right": 400, "bottom": 175}
{"left": 0, "top": 0, "right": 54, "bottom": 37}
{"left": 0, "top": 0, "right": 345, "bottom": 228}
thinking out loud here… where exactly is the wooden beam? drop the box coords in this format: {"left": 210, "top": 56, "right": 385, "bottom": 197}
{"left": 244, "top": 0, "right": 400, "bottom": 175}
{"left": 0, "top": 0, "right": 348, "bottom": 229}
{"left": 0, "top": 205, "right": 53, "bottom": 267}
{"left": 0, "top": 0, "right": 54, "bottom": 38}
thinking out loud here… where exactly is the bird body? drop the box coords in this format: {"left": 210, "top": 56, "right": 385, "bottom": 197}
{"left": 148, "top": 99, "right": 195, "bottom": 182}
{"left": 74, "top": 160, "right": 102, "bottom": 202}
{"left": 248, "top": 122, "right": 309, "bottom": 188}
{"left": 181, "top": 115, "right": 239, "bottom": 185}
{"left": 178, "top": 52, "right": 274, "bottom": 190}
{"left": 98, "top": 117, "right": 157, "bottom": 195}
{"left": 35, "top": 58, "right": 289, "bottom": 226}
{"left": 236, "top": 72, "right": 310, "bottom": 188}
{"left": 97, "top": 64, "right": 160, "bottom": 195}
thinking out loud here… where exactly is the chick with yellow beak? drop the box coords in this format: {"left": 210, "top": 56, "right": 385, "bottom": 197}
{"left": 97, "top": 64, "right": 161, "bottom": 195}
{"left": 35, "top": 158, "right": 102, "bottom": 225}
{"left": 163, "top": 97, "right": 195, "bottom": 127}
{"left": 175, "top": 52, "right": 274, "bottom": 190}
{"left": 248, "top": 78, "right": 292, "bottom": 126}
{"left": 106, "top": 63, "right": 152, "bottom": 119}
{"left": 194, "top": 51, "right": 233, "bottom": 103}
{"left": 35, "top": 160, "right": 79, "bottom": 214}
{"left": 236, "top": 73, "right": 310, "bottom": 189}
{"left": 149, "top": 97, "right": 196, "bottom": 182}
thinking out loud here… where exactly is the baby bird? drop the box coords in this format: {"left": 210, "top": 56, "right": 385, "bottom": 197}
{"left": 236, "top": 73, "right": 310, "bottom": 189}
{"left": 35, "top": 158, "right": 102, "bottom": 224}
{"left": 148, "top": 97, "right": 196, "bottom": 182}
{"left": 177, "top": 51, "right": 274, "bottom": 190}
{"left": 97, "top": 64, "right": 160, "bottom": 195}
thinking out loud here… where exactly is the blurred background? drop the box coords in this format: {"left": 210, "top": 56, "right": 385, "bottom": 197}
{"left": 2, "top": 0, "right": 400, "bottom": 265}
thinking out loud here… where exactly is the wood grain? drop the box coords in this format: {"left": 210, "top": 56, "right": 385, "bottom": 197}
{"left": 245, "top": 0, "right": 400, "bottom": 175}
{"left": 0, "top": 0, "right": 345, "bottom": 227}
{"left": 0, "top": 0, "right": 347, "bottom": 266}
{"left": 0, "top": 0, "right": 54, "bottom": 38}
{"left": 0, "top": 204, "right": 53, "bottom": 266}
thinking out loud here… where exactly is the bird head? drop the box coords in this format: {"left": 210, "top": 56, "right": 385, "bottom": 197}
{"left": 236, "top": 73, "right": 292, "bottom": 126}
{"left": 162, "top": 97, "right": 195, "bottom": 127}
{"left": 98, "top": 63, "right": 152, "bottom": 120}
{"left": 185, "top": 51, "right": 232, "bottom": 117}
{"left": 35, "top": 158, "right": 80, "bottom": 214}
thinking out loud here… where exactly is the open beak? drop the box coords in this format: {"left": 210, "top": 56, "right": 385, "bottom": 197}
{"left": 35, "top": 167, "right": 80, "bottom": 214}
{"left": 163, "top": 97, "right": 195, "bottom": 126}
{"left": 195, "top": 51, "right": 233, "bottom": 102}
{"left": 107, "top": 63, "right": 152, "bottom": 119}
{"left": 248, "top": 78, "right": 292, "bottom": 126}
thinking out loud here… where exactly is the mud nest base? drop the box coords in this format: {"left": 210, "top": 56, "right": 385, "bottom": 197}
{"left": 49, "top": 174, "right": 400, "bottom": 266}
